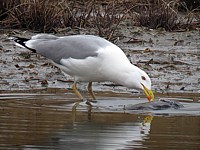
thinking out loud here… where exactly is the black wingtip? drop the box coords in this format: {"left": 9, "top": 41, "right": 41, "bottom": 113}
{"left": 13, "top": 37, "right": 29, "bottom": 47}
{"left": 13, "top": 36, "right": 36, "bottom": 53}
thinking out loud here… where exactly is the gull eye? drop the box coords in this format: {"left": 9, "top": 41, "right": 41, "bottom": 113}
{"left": 141, "top": 76, "right": 146, "bottom": 80}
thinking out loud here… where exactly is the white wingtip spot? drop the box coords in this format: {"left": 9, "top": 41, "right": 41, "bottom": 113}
{"left": 8, "top": 37, "right": 15, "bottom": 40}
{"left": 15, "top": 42, "right": 26, "bottom": 48}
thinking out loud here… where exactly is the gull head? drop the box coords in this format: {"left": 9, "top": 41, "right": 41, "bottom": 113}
{"left": 124, "top": 66, "right": 154, "bottom": 102}
{"left": 139, "top": 70, "right": 154, "bottom": 102}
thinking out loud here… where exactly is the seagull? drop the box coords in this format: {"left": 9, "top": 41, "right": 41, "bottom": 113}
{"left": 12, "top": 34, "right": 154, "bottom": 102}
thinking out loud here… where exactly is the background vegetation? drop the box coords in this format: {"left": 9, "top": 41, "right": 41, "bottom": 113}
{"left": 0, "top": 0, "right": 199, "bottom": 39}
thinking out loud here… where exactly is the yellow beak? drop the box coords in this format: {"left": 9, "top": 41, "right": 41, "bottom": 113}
{"left": 141, "top": 84, "right": 154, "bottom": 102}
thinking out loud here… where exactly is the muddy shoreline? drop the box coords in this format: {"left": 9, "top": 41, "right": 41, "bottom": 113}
{"left": 0, "top": 27, "right": 199, "bottom": 100}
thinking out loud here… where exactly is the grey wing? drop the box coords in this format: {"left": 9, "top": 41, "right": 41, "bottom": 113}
{"left": 25, "top": 35, "right": 111, "bottom": 64}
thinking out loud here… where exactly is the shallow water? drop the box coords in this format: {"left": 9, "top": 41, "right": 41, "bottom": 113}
{"left": 0, "top": 93, "right": 199, "bottom": 150}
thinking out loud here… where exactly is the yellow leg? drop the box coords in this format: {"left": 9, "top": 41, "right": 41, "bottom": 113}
{"left": 87, "top": 82, "right": 96, "bottom": 100}
{"left": 72, "top": 82, "right": 84, "bottom": 100}
{"left": 71, "top": 82, "right": 82, "bottom": 121}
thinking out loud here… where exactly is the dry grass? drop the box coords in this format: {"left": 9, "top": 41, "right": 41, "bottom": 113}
{"left": 177, "top": 0, "right": 200, "bottom": 11}
{"left": 129, "top": 0, "right": 200, "bottom": 31}
{"left": 0, "top": 0, "right": 64, "bottom": 32}
{"left": 0, "top": 0, "right": 199, "bottom": 35}
{"left": 0, "top": 0, "right": 126, "bottom": 39}
{"left": 92, "top": 2, "right": 126, "bottom": 40}
{"left": 132, "top": 0, "right": 179, "bottom": 31}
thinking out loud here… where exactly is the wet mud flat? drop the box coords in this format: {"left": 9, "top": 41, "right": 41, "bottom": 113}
{"left": 0, "top": 28, "right": 200, "bottom": 94}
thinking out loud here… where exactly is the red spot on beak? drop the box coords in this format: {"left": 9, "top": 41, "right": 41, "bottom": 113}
{"left": 147, "top": 96, "right": 151, "bottom": 102}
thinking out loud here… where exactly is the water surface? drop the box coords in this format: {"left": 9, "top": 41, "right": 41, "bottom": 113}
{"left": 0, "top": 93, "right": 199, "bottom": 150}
